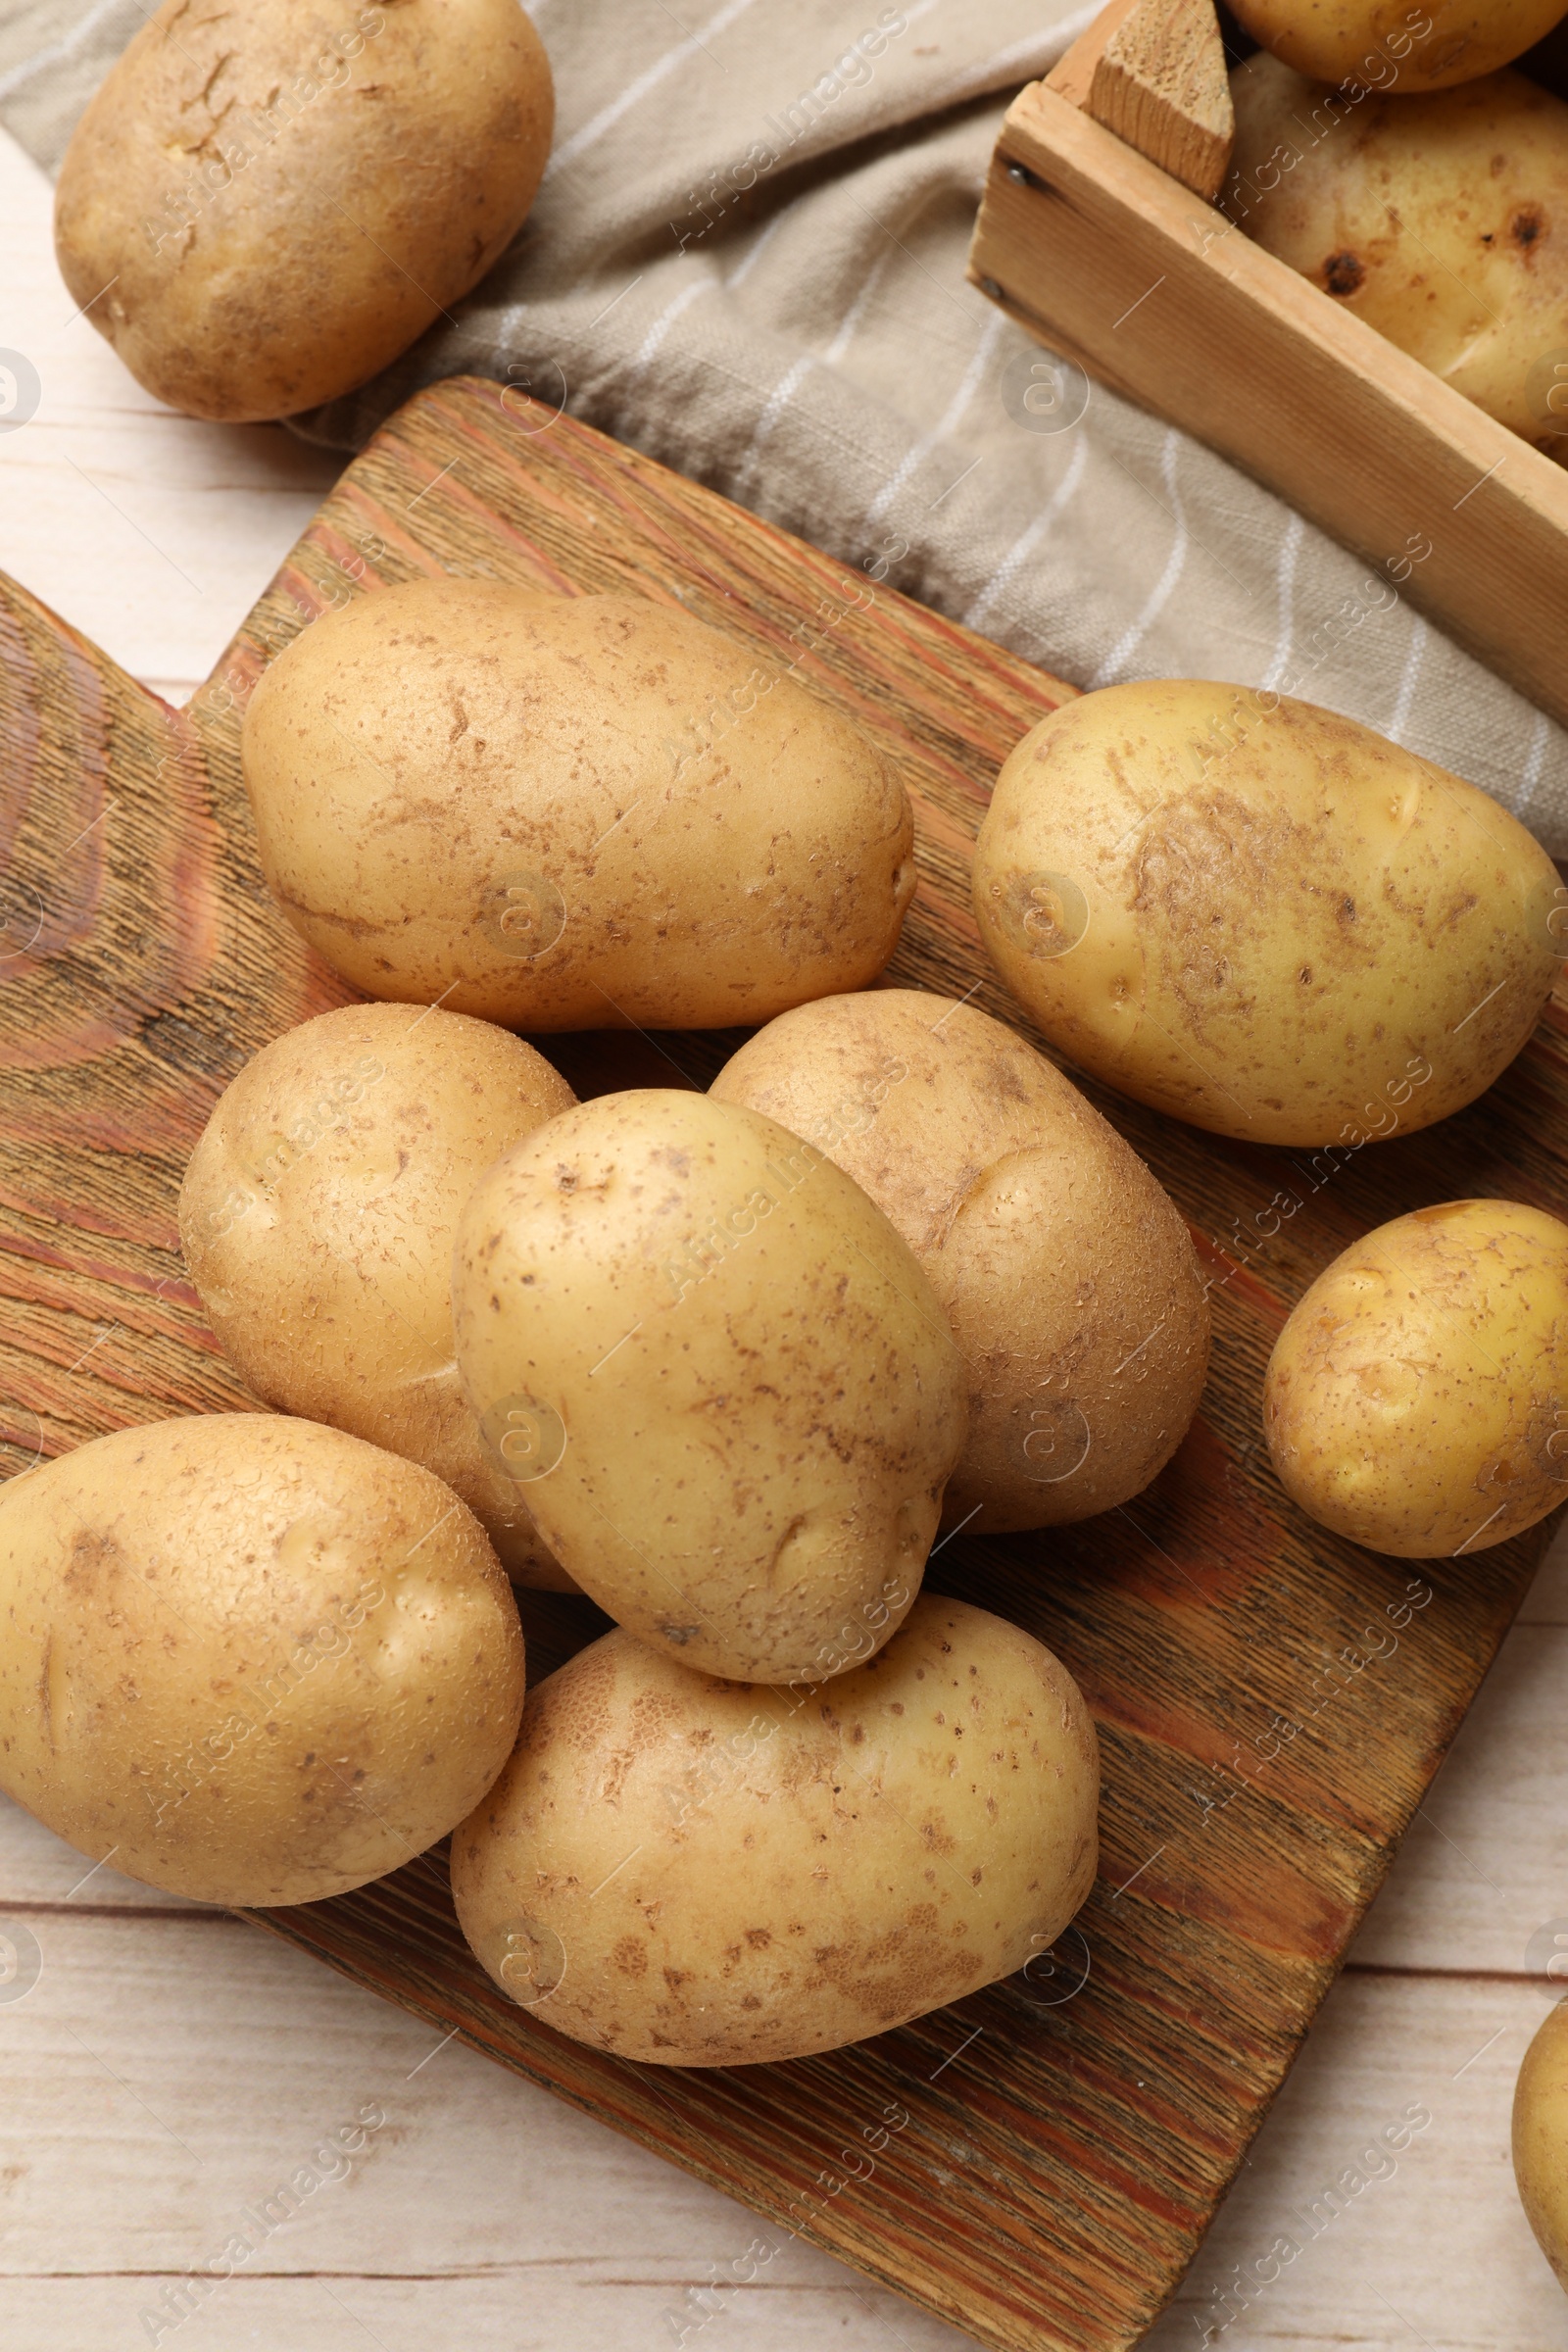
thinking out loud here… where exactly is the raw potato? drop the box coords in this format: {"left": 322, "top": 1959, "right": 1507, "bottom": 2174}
{"left": 54, "top": 0, "right": 553, "bottom": 422}
{"left": 0, "top": 1415, "right": 526, "bottom": 1905}
{"left": 972, "top": 681, "right": 1559, "bottom": 1148}
{"left": 711, "top": 990, "right": 1210, "bottom": 1530}
{"left": 177, "top": 1003, "right": 578, "bottom": 1588}
{"left": 1514, "top": 1999, "right": 1568, "bottom": 2290}
{"left": 1227, "top": 56, "right": 1568, "bottom": 455}
{"left": 1263, "top": 1198, "right": 1568, "bottom": 1555}
{"left": 452, "top": 1089, "right": 969, "bottom": 1684}
{"left": 451, "top": 1594, "right": 1100, "bottom": 2065}
{"left": 241, "top": 582, "right": 915, "bottom": 1029}
{"left": 1228, "top": 0, "right": 1566, "bottom": 91}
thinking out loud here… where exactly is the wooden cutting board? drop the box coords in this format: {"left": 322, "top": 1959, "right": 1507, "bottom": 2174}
{"left": 0, "top": 375, "right": 1559, "bottom": 2352}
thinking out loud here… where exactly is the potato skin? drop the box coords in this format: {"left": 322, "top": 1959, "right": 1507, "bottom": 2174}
{"left": 1228, "top": 0, "right": 1565, "bottom": 92}
{"left": 451, "top": 1594, "right": 1100, "bottom": 2066}
{"left": 1514, "top": 2000, "right": 1568, "bottom": 2289}
{"left": 973, "top": 682, "right": 1558, "bottom": 1148}
{"left": 241, "top": 583, "right": 916, "bottom": 1029}
{"left": 452, "top": 1089, "right": 968, "bottom": 1684}
{"left": 53, "top": 0, "right": 553, "bottom": 423}
{"left": 711, "top": 990, "right": 1209, "bottom": 1530}
{"left": 1264, "top": 1199, "right": 1568, "bottom": 1555}
{"left": 0, "top": 1415, "right": 525, "bottom": 1905}
{"left": 177, "top": 1004, "right": 577, "bottom": 1588}
{"left": 1227, "top": 57, "right": 1568, "bottom": 455}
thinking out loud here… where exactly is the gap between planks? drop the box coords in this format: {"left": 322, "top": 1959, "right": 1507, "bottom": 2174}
{"left": 1, "top": 1894, "right": 1546, "bottom": 1984}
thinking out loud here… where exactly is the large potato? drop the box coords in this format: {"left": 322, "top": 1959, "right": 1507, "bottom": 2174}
{"left": 973, "top": 682, "right": 1558, "bottom": 1148}
{"left": 54, "top": 0, "right": 553, "bottom": 422}
{"left": 0, "top": 1415, "right": 525, "bottom": 1905}
{"left": 1514, "top": 2000, "right": 1568, "bottom": 2290}
{"left": 711, "top": 989, "right": 1209, "bottom": 1530}
{"left": 452, "top": 1089, "right": 968, "bottom": 1684}
{"left": 1227, "top": 56, "right": 1568, "bottom": 455}
{"left": 178, "top": 1003, "right": 577, "bottom": 1588}
{"left": 1263, "top": 1198, "right": 1568, "bottom": 1555}
{"left": 452, "top": 1595, "right": 1100, "bottom": 2065}
{"left": 1228, "top": 0, "right": 1566, "bottom": 92}
{"left": 241, "top": 583, "right": 916, "bottom": 1028}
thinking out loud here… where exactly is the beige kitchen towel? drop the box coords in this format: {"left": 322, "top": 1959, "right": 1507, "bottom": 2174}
{"left": 5, "top": 0, "right": 1565, "bottom": 849}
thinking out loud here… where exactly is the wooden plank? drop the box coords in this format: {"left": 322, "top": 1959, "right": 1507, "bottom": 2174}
{"left": 1149, "top": 1967, "right": 1566, "bottom": 2348}
{"left": 0, "top": 1910, "right": 1557, "bottom": 2352}
{"left": 0, "top": 374, "right": 1561, "bottom": 2352}
{"left": 0, "top": 1905, "right": 955, "bottom": 2340}
{"left": 967, "top": 77, "right": 1568, "bottom": 731}
{"left": 1348, "top": 1615, "right": 1568, "bottom": 1977}
{"left": 1048, "top": 0, "right": 1236, "bottom": 200}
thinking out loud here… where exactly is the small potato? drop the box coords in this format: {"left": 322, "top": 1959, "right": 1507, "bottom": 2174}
{"left": 452, "top": 1089, "right": 969, "bottom": 1684}
{"left": 451, "top": 1594, "right": 1100, "bottom": 2066}
{"left": 178, "top": 1003, "right": 577, "bottom": 1588}
{"left": 1514, "top": 1999, "right": 1568, "bottom": 2290}
{"left": 240, "top": 582, "right": 915, "bottom": 1030}
{"left": 54, "top": 0, "right": 553, "bottom": 422}
{"left": 1263, "top": 1198, "right": 1568, "bottom": 1555}
{"left": 1227, "top": 57, "right": 1568, "bottom": 456}
{"left": 1228, "top": 0, "right": 1566, "bottom": 92}
{"left": 973, "top": 682, "right": 1558, "bottom": 1148}
{"left": 0, "top": 1415, "right": 525, "bottom": 1905}
{"left": 711, "top": 990, "right": 1209, "bottom": 1530}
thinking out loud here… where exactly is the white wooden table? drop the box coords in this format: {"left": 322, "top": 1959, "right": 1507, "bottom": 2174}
{"left": 3, "top": 118, "right": 1566, "bottom": 2352}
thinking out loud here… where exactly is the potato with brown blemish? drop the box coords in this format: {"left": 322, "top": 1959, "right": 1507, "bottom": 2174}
{"left": 1264, "top": 1198, "right": 1568, "bottom": 1554}
{"left": 972, "top": 681, "right": 1558, "bottom": 1148}
{"left": 240, "top": 582, "right": 916, "bottom": 1029}
{"left": 54, "top": 0, "right": 553, "bottom": 422}
{"left": 1227, "top": 56, "right": 1568, "bottom": 456}
{"left": 451, "top": 1593, "right": 1100, "bottom": 2065}
{"left": 0, "top": 1414, "right": 525, "bottom": 1905}
{"left": 1227, "top": 0, "right": 1567, "bottom": 91}
{"left": 1514, "top": 1998, "right": 1568, "bottom": 2290}
{"left": 711, "top": 989, "right": 1210, "bottom": 1531}
{"left": 452, "top": 1089, "right": 968, "bottom": 1685}
{"left": 178, "top": 1003, "right": 578, "bottom": 1587}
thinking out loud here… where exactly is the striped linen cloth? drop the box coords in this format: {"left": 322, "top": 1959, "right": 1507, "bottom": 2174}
{"left": 4, "top": 0, "right": 1564, "bottom": 848}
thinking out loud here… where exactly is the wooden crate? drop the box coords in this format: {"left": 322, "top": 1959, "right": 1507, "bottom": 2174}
{"left": 967, "top": 0, "right": 1568, "bottom": 732}
{"left": 1, "top": 377, "right": 1562, "bottom": 2352}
